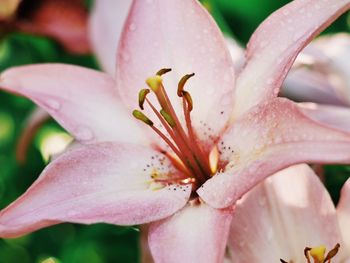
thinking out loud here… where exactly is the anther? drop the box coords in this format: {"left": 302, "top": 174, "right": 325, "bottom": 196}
{"left": 178, "top": 73, "right": 195, "bottom": 97}
{"left": 160, "top": 109, "right": 176, "bottom": 128}
{"left": 156, "top": 68, "right": 172, "bottom": 76}
{"left": 324, "top": 243, "right": 340, "bottom": 262}
{"left": 132, "top": 110, "right": 153, "bottom": 126}
{"left": 182, "top": 91, "right": 193, "bottom": 111}
{"left": 304, "top": 247, "right": 312, "bottom": 263}
{"left": 138, "top": 89, "right": 150, "bottom": 110}
{"left": 146, "top": 75, "right": 163, "bottom": 92}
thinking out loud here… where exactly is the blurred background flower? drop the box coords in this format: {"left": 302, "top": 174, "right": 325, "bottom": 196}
{"left": 0, "top": 0, "right": 349, "bottom": 262}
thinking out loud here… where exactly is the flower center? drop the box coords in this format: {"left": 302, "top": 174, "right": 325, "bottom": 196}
{"left": 280, "top": 243, "right": 340, "bottom": 263}
{"left": 133, "top": 68, "right": 218, "bottom": 190}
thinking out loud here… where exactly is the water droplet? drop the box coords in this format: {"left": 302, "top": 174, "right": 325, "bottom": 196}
{"left": 75, "top": 127, "right": 94, "bottom": 141}
{"left": 222, "top": 96, "right": 231, "bottom": 106}
{"left": 258, "top": 197, "right": 266, "bottom": 206}
{"left": 223, "top": 73, "right": 231, "bottom": 82}
{"left": 45, "top": 99, "right": 61, "bottom": 111}
{"left": 266, "top": 78, "right": 273, "bottom": 85}
{"left": 293, "top": 31, "right": 303, "bottom": 41}
{"left": 129, "top": 23, "right": 136, "bottom": 31}
{"left": 259, "top": 40, "right": 268, "bottom": 48}
{"left": 267, "top": 227, "right": 274, "bottom": 241}
{"left": 67, "top": 210, "right": 77, "bottom": 217}
{"left": 122, "top": 52, "right": 130, "bottom": 62}
{"left": 282, "top": 9, "right": 289, "bottom": 15}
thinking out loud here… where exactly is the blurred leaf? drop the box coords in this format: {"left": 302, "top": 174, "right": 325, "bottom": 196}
{"left": 325, "top": 165, "right": 350, "bottom": 205}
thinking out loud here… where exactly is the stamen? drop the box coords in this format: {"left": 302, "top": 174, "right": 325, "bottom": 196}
{"left": 134, "top": 69, "right": 215, "bottom": 188}
{"left": 303, "top": 244, "right": 340, "bottom": 263}
{"left": 304, "top": 247, "right": 312, "bottom": 263}
{"left": 145, "top": 98, "right": 207, "bottom": 182}
{"left": 156, "top": 68, "right": 172, "bottom": 76}
{"left": 178, "top": 73, "right": 195, "bottom": 97}
{"left": 160, "top": 109, "right": 176, "bottom": 128}
{"left": 138, "top": 89, "right": 150, "bottom": 110}
{"left": 132, "top": 110, "right": 153, "bottom": 126}
{"left": 324, "top": 243, "right": 340, "bottom": 262}
{"left": 182, "top": 91, "right": 193, "bottom": 112}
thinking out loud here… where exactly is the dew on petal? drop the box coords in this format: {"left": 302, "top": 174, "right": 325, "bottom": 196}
{"left": 44, "top": 99, "right": 61, "bottom": 111}
{"left": 75, "top": 127, "right": 94, "bottom": 141}
{"left": 129, "top": 23, "right": 136, "bottom": 31}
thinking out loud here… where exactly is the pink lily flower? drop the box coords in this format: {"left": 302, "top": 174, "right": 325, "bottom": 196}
{"left": 1, "top": 0, "right": 350, "bottom": 262}
{"left": 229, "top": 164, "right": 350, "bottom": 263}
{"left": 283, "top": 33, "right": 350, "bottom": 106}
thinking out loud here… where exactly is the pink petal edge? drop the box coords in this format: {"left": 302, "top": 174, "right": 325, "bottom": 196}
{"left": 0, "top": 64, "right": 145, "bottom": 144}
{"left": 232, "top": 0, "right": 350, "bottom": 118}
{"left": 148, "top": 202, "right": 233, "bottom": 263}
{"left": 0, "top": 142, "right": 191, "bottom": 238}
{"left": 198, "top": 98, "right": 350, "bottom": 208}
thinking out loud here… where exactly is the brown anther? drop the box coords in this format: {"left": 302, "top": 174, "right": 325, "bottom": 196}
{"left": 177, "top": 73, "right": 195, "bottom": 97}
{"left": 138, "top": 89, "right": 150, "bottom": 110}
{"left": 156, "top": 68, "right": 172, "bottom": 76}
{"left": 280, "top": 259, "right": 288, "bottom": 263}
{"left": 132, "top": 110, "right": 153, "bottom": 126}
{"left": 324, "top": 243, "right": 340, "bottom": 262}
{"left": 304, "top": 247, "right": 311, "bottom": 263}
{"left": 182, "top": 91, "right": 193, "bottom": 111}
{"left": 160, "top": 109, "right": 176, "bottom": 128}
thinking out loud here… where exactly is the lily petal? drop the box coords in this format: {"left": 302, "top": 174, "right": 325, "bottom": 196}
{"left": 283, "top": 67, "right": 349, "bottom": 106}
{"left": 232, "top": 0, "right": 350, "bottom": 118}
{"left": 148, "top": 202, "right": 233, "bottom": 263}
{"left": 337, "top": 177, "right": 350, "bottom": 253}
{"left": 229, "top": 164, "right": 343, "bottom": 263}
{"left": 89, "top": 0, "right": 132, "bottom": 75}
{"left": 0, "top": 142, "right": 191, "bottom": 238}
{"left": 198, "top": 98, "right": 350, "bottom": 208}
{"left": 0, "top": 64, "right": 144, "bottom": 144}
{"left": 116, "top": 0, "right": 235, "bottom": 142}
{"left": 284, "top": 33, "right": 350, "bottom": 106}
{"left": 298, "top": 102, "right": 350, "bottom": 132}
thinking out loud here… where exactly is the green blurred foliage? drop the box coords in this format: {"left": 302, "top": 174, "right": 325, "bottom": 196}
{"left": 0, "top": 0, "right": 349, "bottom": 262}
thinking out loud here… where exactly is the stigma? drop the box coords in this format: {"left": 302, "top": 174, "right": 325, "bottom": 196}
{"left": 133, "top": 68, "right": 218, "bottom": 190}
